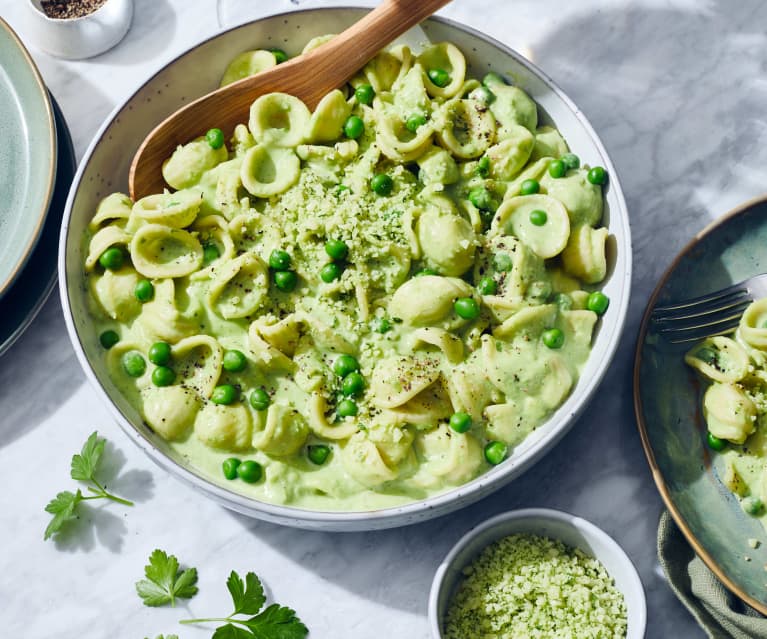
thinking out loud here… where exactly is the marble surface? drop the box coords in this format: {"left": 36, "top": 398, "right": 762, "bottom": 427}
{"left": 2, "top": 0, "right": 766, "bottom": 636}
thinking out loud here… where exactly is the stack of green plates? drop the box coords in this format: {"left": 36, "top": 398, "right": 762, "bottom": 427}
{"left": 0, "top": 18, "right": 75, "bottom": 356}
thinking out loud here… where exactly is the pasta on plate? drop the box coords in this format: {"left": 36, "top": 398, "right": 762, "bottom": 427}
{"left": 84, "top": 39, "right": 612, "bottom": 510}
{"left": 686, "top": 298, "right": 767, "bottom": 525}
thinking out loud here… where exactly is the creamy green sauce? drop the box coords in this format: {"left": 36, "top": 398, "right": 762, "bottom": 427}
{"left": 84, "top": 40, "right": 608, "bottom": 511}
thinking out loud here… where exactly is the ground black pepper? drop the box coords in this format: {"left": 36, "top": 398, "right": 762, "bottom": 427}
{"left": 41, "top": 0, "right": 107, "bottom": 20}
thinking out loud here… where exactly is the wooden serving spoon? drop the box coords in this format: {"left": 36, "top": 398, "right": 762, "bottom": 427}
{"left": 129, "top": 0, "right": 452, "bottom": 200}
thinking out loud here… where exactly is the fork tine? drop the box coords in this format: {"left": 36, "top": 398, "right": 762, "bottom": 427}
{"left": 656, "top": 312, "right": 743, "bottom": 344}
{"left": 652, "top": 297, "right": 751, "bottom": 324}
{"left": 652, "top": 284, "right": 750, "bottom": 318}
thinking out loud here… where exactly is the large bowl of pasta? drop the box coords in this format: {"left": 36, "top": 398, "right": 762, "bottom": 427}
{"left": 59, "top": 7, "right": 631, "bottom": 530}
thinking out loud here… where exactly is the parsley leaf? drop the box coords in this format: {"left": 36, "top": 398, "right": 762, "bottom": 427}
{"left": 70, "top": 431, "right": 105, "bottom": 481}
{"left": 43, "top": 431, "right": 133, "bottom": 541}
{"left": 227, "top": 570, "right": 265, "bottom": 616}
{"left": 241, "top": 604, "right": 308, "bottom": 639}
{"left": 43, "top": 490, "right": 83, "bottom": 540}
{"left": 136, "top": 549, "right": 198, "bottom": 607}
{"left": 181, "top": 570, "right": 308, "bottom": 638}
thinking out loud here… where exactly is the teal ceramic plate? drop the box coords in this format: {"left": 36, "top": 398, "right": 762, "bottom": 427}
{"left": 0, "top": 18, "right": 57, "bottom": 299}
{"left": 635, "top": 194, "right": 767, "bottom": 614}
{"left": 0, "top": 97, "right": 74, "bottom": 357}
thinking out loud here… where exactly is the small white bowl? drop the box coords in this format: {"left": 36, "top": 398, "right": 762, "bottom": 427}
{"left": 429, "top": 508, "right": 647, "bottom": 639}
{"left": 25, "top": 0, "right": 133, "bottom": 60}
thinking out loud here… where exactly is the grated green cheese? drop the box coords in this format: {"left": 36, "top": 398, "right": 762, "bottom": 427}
{"left": 444, "top": 533, "right": 628, "bottom": 639}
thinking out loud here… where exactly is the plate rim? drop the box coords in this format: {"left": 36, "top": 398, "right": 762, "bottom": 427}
{"left": 0, "top": 17, "right": 57, "bottom": 298}
{"left": 633, "top": 191, "right": 767, "bottom": 615}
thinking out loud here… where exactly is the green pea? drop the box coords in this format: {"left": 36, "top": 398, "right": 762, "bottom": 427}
{"left": 122, "top": 352, "right": 146, "bottom": 378}
{"left": 482, "top": 71, "right": 506, "bottom": 87}
{"left": 415, "top": 268, "right": 439, "bottom": 277}
{"left": 148, "top": 341, "right": 172, "bottom": 366}
{"left": 586, "top": 291, "right": 610, "bottom": 315}
{"left": 337, "top": 399, "right": 358, "bottom": 418}
{"left": 98, "top": 246, "right": 124, "bottom": 271}
{"left": 428, "top": 68, "right": 450, "bottom": 87}
{"left": 529, "top": 209, "right": 548, "bottom": 226}
{"left": 273, "top": 270, "right": 297, "bottom": 292}
{"left": 744, "top": 496, "right": 764, "bottom": 516}
{"left": 203, "top": 243, "right": 220, "bottom": 264}
{"left": 342, "top": 372, "right": 365, "bottom": 397}
{"left": 449, "top": 412, "right": 472, "bottom": 433}
{"left": 222, "top": 457, "right": 241, "bottom": 480}
{"left": 484, "top": 441, "right": 507, "bottom": 465}
{"left": 406, "top": 113, "right": 427, "bottom": 133}
{"left": 237, "top": 460, "right": 263, "bottom": 483}
{"left": 325, "top": 239, "right": 349, "bottom": 261}
{"left": 205, "top": 127, "right": 225, "bottom": 150}
{"left": 561, "top": 153, "right": 580, "bottom": 170}
{"left": 548, "top": 159, "right": 566, "bottom": 178}
{"left": 333, "top": 354, "right": 359, "bottom": 377}
{"left": 211, "top": 384, "right": 238, "bottom": 405}
{"left": 308, "top": 444, "right": 331, "bottom": 465}
{"left": 454, "top": 297, "right": 480, "bottom": 320}
{"left": 269, "top": 48, "right": 288, "bottom": 64}
{"left": 476, "top": 155, "right": 491, "bottom": 177}
{"left": 542, "top": 328, "right": 565, "bottom": 349}
{"left": 587, "top": 166, "right": 608, "bottom": 185}
{"left": 468, "top": 187, "right": 493, "bottom": 211}
{"left": 477, "top": 277, "right": 497, "bottom": 295}
{"left": 249, "top": 388, "right": 270, "bottom": 411}
{"left": 471, "top": 86, "right": 495, "bottom": 104}
{"left": 695, "top": 347, "right": 718, "bottom": 366}
{"left": 223, "top": 349, "right": 247, "bottom": 373}
{"left": 355, "top": 84, "right": 375, "bottom": 105}
{"left": 493, "top": 253, "right": 513, "bottom": 272}
{"left": 99, "top": 330, "right": 119, "bottom": 349}
{"left": 371, "top": 317, "right": 392, "bottom": 333}
{"left": 134, "top": 279, "right": 154, "bottom": 303}
{"left": 706, "top": 431, "right": 726, "bottom": 451}
{"left": 370, "top": 173, "right": 393, "bottom": 196}
{"left": 344, "top": 115, "right": 365, "bottom": 139}
{"left": 519, "top": 179, "right": 540, "bottom": 195}
{"left": 553, "top": 292, "right": 573, "bottom": 311}
{"left": 269, "top": 249, "right": 292, "bottom": 270}
{"left": 320, "top": 262, "right": 343, "bottom": 283}
{"left": 151, "top": 366, "right": 175, "bottom": 387}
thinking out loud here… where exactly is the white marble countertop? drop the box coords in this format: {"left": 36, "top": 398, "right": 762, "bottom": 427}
{"left": 3, "top": 0, "right": 767, "bottom": 636}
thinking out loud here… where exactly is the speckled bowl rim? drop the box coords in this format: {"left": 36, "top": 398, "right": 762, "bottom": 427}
{"left": 633, "top": 192, "right": 767, "bottom": 615}
{"left": 60, "top": 7, "right": 632, "bottom": 529}
{"left": 0, "top": 17, "right": 57, "bottom": 299}
{"left": 427, "top": 508, "right": 647, "bottom": 638}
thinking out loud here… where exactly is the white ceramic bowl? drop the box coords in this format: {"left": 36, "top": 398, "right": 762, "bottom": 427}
{"left": 59, "top": 8, "right": 632, "bottom": 531}
{"left": 25, "top": 0, "right": 133, "bottom": 60}
{"left": 429, "top": 508, "right": 647, "bottom": 638}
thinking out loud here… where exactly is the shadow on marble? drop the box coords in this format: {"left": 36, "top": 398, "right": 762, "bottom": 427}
{"left": 98, "top": 442, "right": 156, "bottom": 505}
{"left": 97, "top": 0, "right": 177, "bottom": 67}
{"left": 0, "top": 297, "right": 83, "bottom": 450}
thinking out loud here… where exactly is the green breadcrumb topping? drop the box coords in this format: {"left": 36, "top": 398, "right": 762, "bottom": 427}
{"left": 444, "top": 533, "right": 628, "bottom": 639}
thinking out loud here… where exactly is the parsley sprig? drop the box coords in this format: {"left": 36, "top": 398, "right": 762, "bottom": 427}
{"left": 44, "top": 431, "right": 134, "bottom": 540}
{"left": 136, "top": 549, "right": 199, "bottom": 607}
{"left": 180, "top": 571, "right": 308, "bottom": 638}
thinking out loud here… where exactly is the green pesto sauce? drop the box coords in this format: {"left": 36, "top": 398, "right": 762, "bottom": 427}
{"left": 85, "top": 42, "right": 607, "bottom": 512}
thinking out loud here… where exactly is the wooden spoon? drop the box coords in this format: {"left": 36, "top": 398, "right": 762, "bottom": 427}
{"left": 129, "top": 0, "right": 452, "bottom": 200}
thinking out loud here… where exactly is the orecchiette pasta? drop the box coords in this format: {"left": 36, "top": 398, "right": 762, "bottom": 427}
{"left": 85, "top": 38, "right": 611, "bottom": 511}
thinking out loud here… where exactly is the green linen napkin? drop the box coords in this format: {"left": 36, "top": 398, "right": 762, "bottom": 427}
{"left": 658, "top": 510, "right": 767, "bottom": 638}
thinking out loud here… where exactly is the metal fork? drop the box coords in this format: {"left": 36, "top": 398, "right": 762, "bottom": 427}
{"left": 651, "top": 274, "right": 767, "bottom": 343}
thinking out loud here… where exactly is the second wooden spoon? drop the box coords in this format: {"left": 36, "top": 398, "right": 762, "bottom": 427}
{"left": 129, "top": 0, "right": 452, "bottom": 200}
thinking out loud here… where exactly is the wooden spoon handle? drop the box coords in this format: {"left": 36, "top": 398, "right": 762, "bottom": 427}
{"left": 129, "top": 0, "right": 452, "bottom": 199}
